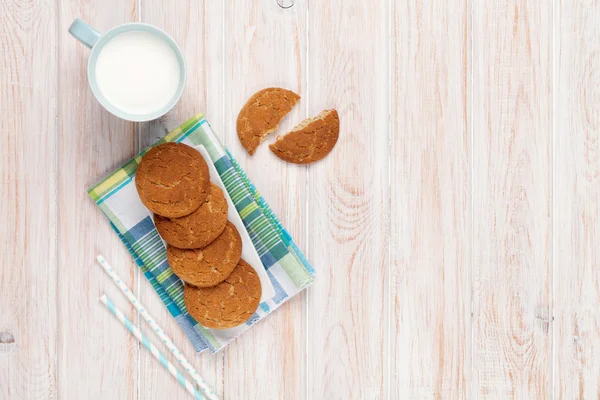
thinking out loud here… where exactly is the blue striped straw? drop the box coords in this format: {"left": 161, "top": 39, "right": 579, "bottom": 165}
{"left": 96, "top": 255, "right": 219, "bottom": 400}
{"left": 100, "top": 294, "right": 204, "bottom": 400}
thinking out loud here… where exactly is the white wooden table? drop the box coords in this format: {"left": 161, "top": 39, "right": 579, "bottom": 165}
{"left": 1, "top": 0, "right": 599, "bottom": 398}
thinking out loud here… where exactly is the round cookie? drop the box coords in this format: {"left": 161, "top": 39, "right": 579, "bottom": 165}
{"left": 184, "top": 259, "right": 262, "bottom": 329}
{"left": 136, "top": 142, "right": 210, "bottom": 218}
{"left": 167, "top": 222, "right": 242, "bottom": 287}
{"left": 155, "top": 183, "right": 228, "bottom": 249}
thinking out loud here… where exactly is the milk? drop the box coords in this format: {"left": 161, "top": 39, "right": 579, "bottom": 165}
{"left": 95, "top": 31, "right": 182, "bottom": 116}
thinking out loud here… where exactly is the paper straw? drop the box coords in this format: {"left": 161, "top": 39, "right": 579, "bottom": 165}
{"left": 100, "top": 294, "right": 204, "bottom": 400}
{"left": 96, "top": 255, "right": 219, "bottom": 400}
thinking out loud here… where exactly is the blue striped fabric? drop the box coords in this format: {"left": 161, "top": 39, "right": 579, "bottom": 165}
{"left": 89, "top": 113, "right": 315, "bottom": 352}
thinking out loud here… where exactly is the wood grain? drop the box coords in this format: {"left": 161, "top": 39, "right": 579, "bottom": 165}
{"left": 138, "top": 1, "right": 225, "bottom": 398}
{"left": 305, "top": 0, "right": 389, "bottom": 398}
{"left": 0, "top": 0, "right": 58, "bottom": 398}
{"left": 5, "top": 0, "right": 600, "bottom": 398}
{"left": 221, "top": 1, "right": 307, "bottom": 398}
{"left": 56, "top": 2, "right": 140, "bottom": 399}
{"left": 555, "top": 1, "right": 600, "bottom": 398}
{"left": 472, "top": 0, "right": 553, "bottom": 397}
{"left": 391, "top": 0, "right": 471, "bottom": 398}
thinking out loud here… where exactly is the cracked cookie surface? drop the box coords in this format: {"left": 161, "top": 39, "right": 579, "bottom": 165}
{"left": 135, "top": 142, "right": 210, "bottom": 218}
{"left": 167, "top": 222, "right": 242, "bottom": 287}
{"left": 237, "top": 87, "right": 300, "bottom": 155}
{"left": 155, "top": 183, "right": 228, "bottom": 249}
{"left": 269, "top": 109, "right": 339, "bottom": 164}
{"left": 184, "top": 259, "right": 262, "bottom": 329}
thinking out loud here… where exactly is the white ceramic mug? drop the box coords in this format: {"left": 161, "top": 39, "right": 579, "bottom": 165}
{"left": 69, "top": 18, "right": 187, "bottom": 122}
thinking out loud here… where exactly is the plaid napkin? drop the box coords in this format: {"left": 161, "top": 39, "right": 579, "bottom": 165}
{"left": 88, "top": 113, "right": 315, "bottom": 353}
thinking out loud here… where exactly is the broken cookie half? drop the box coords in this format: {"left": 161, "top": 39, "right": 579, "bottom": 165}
{"left": 269, "top": 109, "right": 339, "bottom": 164}
{"left": 236, "top": 87, "right": 300, "bottom": 155}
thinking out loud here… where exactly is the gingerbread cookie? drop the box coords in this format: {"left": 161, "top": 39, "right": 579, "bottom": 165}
{"left": 269, "top": 109, "right": 339, "bottom": 164}
{"left": 237, "top": 87, "right": 300, "bottom": 155}
{"left": 155, "top": 183, "right": 228, "bottom": 249}
{"left": 135, "top": 142, "right": 210, "bottom": 218}
{"left": 184, "top": 259, "right": 262, "bottom": 329}
{"left": 167, "top": 222, "right": 242, "bottom": 287}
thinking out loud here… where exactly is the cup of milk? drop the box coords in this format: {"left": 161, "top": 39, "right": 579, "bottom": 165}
{"left": 69, "top": 18, "right": 186, "bottom": 122}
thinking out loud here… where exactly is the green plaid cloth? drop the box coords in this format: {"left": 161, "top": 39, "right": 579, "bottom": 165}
{"left": 88, "top": 113, "right": 315, "bottom": 353}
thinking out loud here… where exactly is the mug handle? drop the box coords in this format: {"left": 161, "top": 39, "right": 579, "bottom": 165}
{"left": 68, "top": 18, "right": 101, "bottom": 48}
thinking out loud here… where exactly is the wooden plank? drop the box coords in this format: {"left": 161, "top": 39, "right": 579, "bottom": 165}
{"left": 305, "top": 0, "right": 389, "bottom": 398}
{"left": 56, "top": 3, "right": 140, "bottom": 399}
{"left": 138, "top": 1, "right": 225, "bottom": 399}
{"left": 391, "top": 0, "right": 470, "bottom": 397}
{"left": 555, "top": 1, "right": 600, "bottom": 398}
{"left": 472, "top": 0, "right": 552, "bottom": 397}
{"left": 0, "top": 0, "right": 58, "bottom": 398}
{"left": 221, "top": 1, "right": 307, "bottom": 399}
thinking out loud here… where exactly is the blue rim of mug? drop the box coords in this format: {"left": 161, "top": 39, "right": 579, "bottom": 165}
{"left": 87, "top": 23, "right": 187, "bottom": 122}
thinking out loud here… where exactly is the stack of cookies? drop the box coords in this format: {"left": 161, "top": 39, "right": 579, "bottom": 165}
{"left": 135, "top": 142, "right": 262, "bottom": 329}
